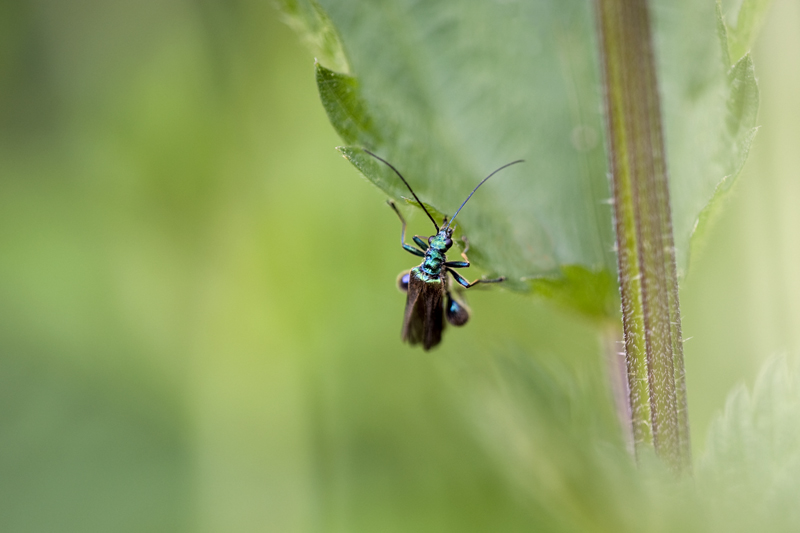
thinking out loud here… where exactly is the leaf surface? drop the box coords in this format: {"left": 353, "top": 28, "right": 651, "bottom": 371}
{"left": 284, "top": 0, "right": 761, "bottom": 316}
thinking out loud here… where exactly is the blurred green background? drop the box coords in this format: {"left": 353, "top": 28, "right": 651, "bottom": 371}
{"left": 1, "top": 0, "right": 799, "bottom": 531}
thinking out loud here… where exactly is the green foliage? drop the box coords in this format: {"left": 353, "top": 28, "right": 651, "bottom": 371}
{"left": 698, "top": 356, "right": 800, "bottom": 531}
{"left": 285, "top": 0, "right": 760, "bottom": 318}
{"left": 448, "top": 349, "right": 645, "bottom": 532}
{"left": 690, "top": 3, "right": 761, "bottom": 267}
{"left": 316, "top": 65, "right": 378, "bottom": 146}
{"left": 528, "top": 266, "right": 618, "bottom": 319}
{"left": 450, "top": 352, "right": 800, "bottom": 531}
{"left": 277, "top": 2, "right": 800, "bottom": 530}
{"left": 721, "top": 0, "right": 775, "bottom": 62}
{"left": 277, "top": 0, "right": 349, "bottom": 73}
{"left": 2, "top": 0, "right": 793, "bottom": 531}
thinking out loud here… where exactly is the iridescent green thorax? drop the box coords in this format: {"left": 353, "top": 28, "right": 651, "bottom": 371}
{"left": 410, "top": 266, "right": 441, "bottom": 283}
{"left": 419, "top": 228, "right": 453, "bottom": 278}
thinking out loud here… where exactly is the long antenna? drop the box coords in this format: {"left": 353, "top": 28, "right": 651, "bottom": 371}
{"left": 446, "top": 159, "right": 524, "bottom": 228}
{"left": 364, "top": 149, "right": 440, "bottom": 232}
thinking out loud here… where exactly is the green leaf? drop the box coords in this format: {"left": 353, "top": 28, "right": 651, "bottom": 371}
{"left": 721, "top": 0, "right": 774, "bottom": 62}
{"left": 698, "top": 356, "right": 800, "bottom": 530}
{"left": 528, "top": 266, "right": 618, "bottom": 319}
{"left": 687, "top": 52, "right": 759, "bottom": 267}
{"left": 277, "top": 0, "right": 349, "bottom": 73}
{"left": 316, "top": 65, "right": 379, "bottom": 146}
{"left": 283, "top": 1, "right": 759, "bottom": 317}
{"left": 716, "top": 2, "right": 734, "bottom": 68}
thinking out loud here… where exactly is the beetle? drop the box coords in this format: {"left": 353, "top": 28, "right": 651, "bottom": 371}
{"left": 365, "top": 150, "right": 523, "bottom": 350}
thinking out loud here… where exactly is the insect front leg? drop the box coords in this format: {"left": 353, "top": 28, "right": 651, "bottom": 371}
{"left": 387, "top": 200, "right": 425, "bottom": 257}
{"left": 448, "top": 268, "right": 505, "bottom": 289}
{"left": 445, "top": 236, "right": 474, "bottom": 268}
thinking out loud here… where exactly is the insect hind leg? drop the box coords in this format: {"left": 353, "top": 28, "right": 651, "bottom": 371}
{"left": 448, "top": 268, "right": 505, "bottom": 289}
{"left": 445, "top": 290, "right": 470, "bottom": 326}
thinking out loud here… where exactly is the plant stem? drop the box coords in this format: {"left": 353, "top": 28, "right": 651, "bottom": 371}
{"left": 594, "top": 0, "right": 691, "bottom": 473}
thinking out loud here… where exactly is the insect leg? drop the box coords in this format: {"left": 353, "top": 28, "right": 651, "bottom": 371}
{"left": 445, "top": 289, "right": 470, "bottom": 326}
{"left": 459, "top": 236, "right": 471, "bottom": 263}
{"left": 412, "top": 236, "right": 429, "bottom": 251}
{"left": 445, "top": 261, "right": 469, "bottom": 268}
{"left": 448, "top": 268, "right": 505, "bottom": 289}
{"left": 388, "top": 200, "right": 425, "bottom": 257}
{"left": 397, "top": 270, "right": 411, "bottom": 292}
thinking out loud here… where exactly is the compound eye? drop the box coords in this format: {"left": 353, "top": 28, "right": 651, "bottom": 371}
{"left": 397, "top": 271, "right": 410, "bottom": 293}
{"left": 445, "top": 237, "right": 453, "bottom": 248}
{"left": 428, "top": 236, "right": 434, "bottom": 244}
